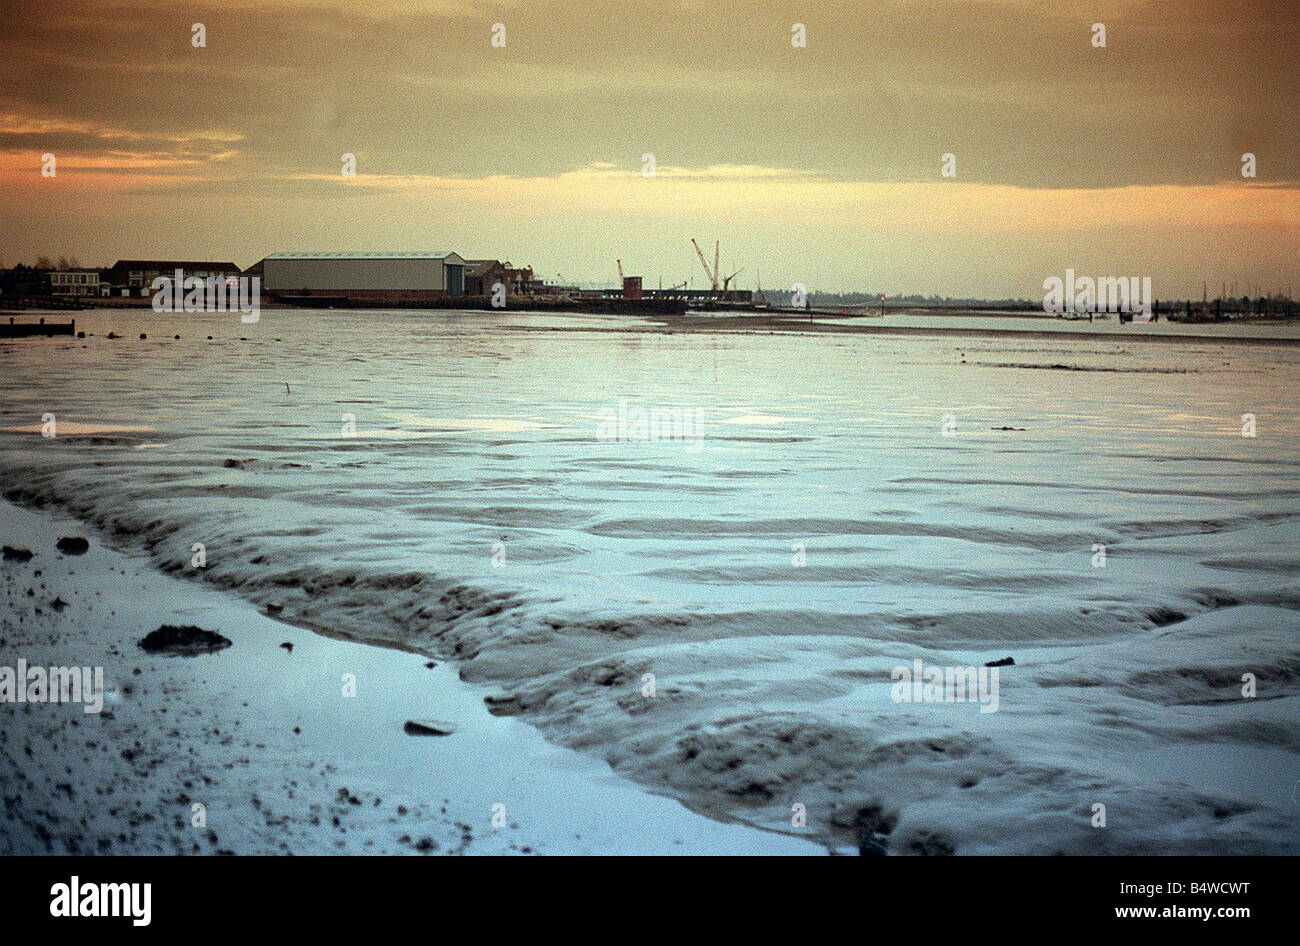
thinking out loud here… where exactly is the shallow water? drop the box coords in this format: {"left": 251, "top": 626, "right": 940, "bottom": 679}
{"left": 2, "top": 307, "right": 1297, "bottom": 853}
{"left": 823, "top": 309, "right": 1300, "bottom": 339}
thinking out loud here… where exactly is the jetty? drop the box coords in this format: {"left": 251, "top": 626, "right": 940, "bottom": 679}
{"left": 1, "top": 316, "right": 76, "bottom": 338}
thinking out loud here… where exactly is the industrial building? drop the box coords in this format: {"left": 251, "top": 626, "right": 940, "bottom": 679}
{"left": 463, "top": 259, "right": 506, "bottom": 296}
{"left": 105, "top": 260, "right": 243, "bottom": 295}
{"left": 463, "top": 260, "right": 539, "bottom": 296}
{"left": 260, "top": 251, "right": 466, "bottom": 304}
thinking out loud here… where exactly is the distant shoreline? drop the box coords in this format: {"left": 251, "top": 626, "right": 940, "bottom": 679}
{"left": 3, "top": 305, "right": 1297, "bottom": 347}
{"left": 647, "top": 312, "right": 1300, "bottom": 345}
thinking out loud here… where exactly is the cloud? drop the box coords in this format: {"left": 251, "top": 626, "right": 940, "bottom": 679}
{"left": 0, "top": 0, "right": 1295, "bottom": 291}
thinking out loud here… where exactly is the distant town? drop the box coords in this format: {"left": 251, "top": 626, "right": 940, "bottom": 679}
{"left": 0, "top": 250, "right": 750, "bottom": 309}
{"left": 0, "top": 251, "right": 1294, "bottom": 320}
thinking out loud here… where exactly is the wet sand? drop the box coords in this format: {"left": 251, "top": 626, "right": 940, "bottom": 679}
{"left": 0, "top": 499, "right": 821, "bottom": 855}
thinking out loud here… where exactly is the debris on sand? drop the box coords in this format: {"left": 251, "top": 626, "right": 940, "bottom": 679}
{"left": 138, "top": 625, "right": 233, "bottom": 656}
{"left": 280, "top": 642, "right": 294, "bottom": 653}
{"left": 2, "top": 545, "right": 34, "bottom": 562}
{"left": 55, "top": 536, "right": 90, "bottom": 555}
{"left": 403, "top": 720, "right": 456, "bottom": 737}
{"left": 990, "top": 427, "right": 1027, "bottom": 431}
{"left": 985, "top": 656, "right": 1015, "bottom": 667}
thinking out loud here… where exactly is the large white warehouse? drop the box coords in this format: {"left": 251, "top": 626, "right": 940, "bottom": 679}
{"left": 261, "top": 251, "right": 466, "bottom": 303}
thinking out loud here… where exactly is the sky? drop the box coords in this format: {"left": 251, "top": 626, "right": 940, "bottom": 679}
{"left": 1, "top": 0, "right": 1296, "bottom": 297}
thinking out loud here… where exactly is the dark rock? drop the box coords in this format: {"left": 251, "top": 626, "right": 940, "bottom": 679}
{"left": 403, "top": 719, "right": 455, "bottom": 737}
{"left": 985, "top": 656, "right": 1015, "bottom": 667}
{"left": 483, "top": 695, "right": 522, "bottom": 716}
{"left": 2, "top": 546, "right": 33, "bottom": 562}
{"left": 904, "top": 830, "right": 956, "bottom": 856}
{"left": 139, "top": 333, "right": 147, "bottom": 339}
{"left": 991, "top": 426, "right": 1026, "bottom": 431}
{"left": 279, "top": 642, "right": 293, "bottom": 653}
{"left": 55, "top": 537, "right": 90, "bottom": 555}
{"left": 138, "top": 624, "right": 232, "bottom": 656}
{"left": 854, "top": 804, "right": 895, "bottom": 856}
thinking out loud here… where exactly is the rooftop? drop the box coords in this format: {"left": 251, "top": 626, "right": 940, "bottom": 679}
{"left": 463, "top": 259, "right": 503, "bottom": 276}
{"left": 110, "top": 260, "right": 241, "bottom": 270}
{"left": 265, "top": 252, "right": 461, "bottom": 261}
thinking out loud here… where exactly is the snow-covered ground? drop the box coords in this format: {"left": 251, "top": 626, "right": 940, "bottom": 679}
{"left": 2, "top": 307, "right": 1297, "bottom": 853}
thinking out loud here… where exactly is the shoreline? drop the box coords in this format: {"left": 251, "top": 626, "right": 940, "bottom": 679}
{"left": 645, "top": 313, "right": 1300, "bottom": 346}
{"left": 4, "top": 305, "right": 1296, "bottom": 347}
{"left": 3, "top": 306, "right": 1296, "bottom": 855}
{"left": 0, "top": 497, "right": 824, "bottom": 855}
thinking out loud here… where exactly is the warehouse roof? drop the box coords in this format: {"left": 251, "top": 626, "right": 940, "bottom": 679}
{"left": 109, "top": 260, "right": 241, "bottom": 271}
{"left": 265, "top": 252, "right": 462, "bottom": 260}
{"left": 463, "top": 259, "right": 503, "bottom": 276}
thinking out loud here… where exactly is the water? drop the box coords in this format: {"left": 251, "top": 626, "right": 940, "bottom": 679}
{"left": 820, "top": 309, "right": 1300, "bottom": 340}
{"left": 2, "top": 307, "right": 1298, "bottom": 853}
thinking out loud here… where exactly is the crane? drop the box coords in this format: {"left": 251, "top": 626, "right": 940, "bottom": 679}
{"left": 616, "top": 259, "right": 624, "bottom": 283}
{"left": 722, "top": 267, "right": 745, "bottom": 298}
{"left": 691, "top": 239, "right": 718, "bottom": 291}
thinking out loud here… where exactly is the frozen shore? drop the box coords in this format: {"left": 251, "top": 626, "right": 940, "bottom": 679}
{"left": 2, "top": 307, "right": 1298, "bottom": 855}
{"left": 0, "top": 499, "right": 821, "bottom": 855}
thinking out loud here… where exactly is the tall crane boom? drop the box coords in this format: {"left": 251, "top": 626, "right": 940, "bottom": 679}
{"left": 691, "top": 239, "right": 718, "bottom": 290}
